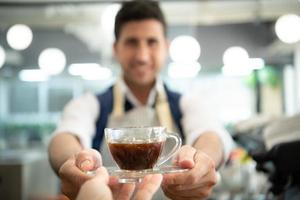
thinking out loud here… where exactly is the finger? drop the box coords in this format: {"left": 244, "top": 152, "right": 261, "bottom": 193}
{"left": 59, "top": 157, "right": 89, "bottom": 181}
{"left": 77, "top": 168, "right": 113, "bottom": 200}
{"left": 75, "top": 149, "right": 102, "bottom": 171}
{"left": 93, "top": 167, "right": 109, "bottom": 183}
{"left": 77, "top": 181, "right": 112, "bottom": 200}
{"left": 163, "top": 185, "right": 212, "bottom": 200}
{"left": 135, "top": 174, "right": 163, "bottom": 200}
{"left": 115, "top": 183, "right": 136, "bottom": 200}
{"left": 162, "top": 146, "right": 196, "bottom": 185}
{"left": 108, "top": 176, "right": 121, "bottom": 196}
{"left": 180, "top": 185, "right": 213, "bottom": 198}
{"left": 109, "top": 177, "right": 136, "bottom": 200}
{"left": 162, "top": 168, "right": 216, "bottom": 192}
{"left": 193, "top": 150, "right": 217, "bottom": 180}
{"left": 108, "top": 176, "right": 119, "bottom": 187}
{"left": 162, "top": 150, "right": 215, "bottom": 186}
{"left": 59, "top": 157, "right": 93, "bottom": 199}
{"left": 174, "top": 170, "right": 217, "bottom": 190}
{"left": 174, "top": 145, "right": 196, "bottom": 169}
{"left": 162, "top": 170, "right": 197, "bottom": 186}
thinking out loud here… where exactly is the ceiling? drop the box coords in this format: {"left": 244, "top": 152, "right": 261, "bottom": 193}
{"left": 0, "top": 0, "right": 299, "bottom": 75}
{"left": 0, "top": 0, "right": 299, "bottom": 27}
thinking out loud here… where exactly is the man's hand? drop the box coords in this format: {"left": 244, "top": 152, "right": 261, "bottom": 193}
{"left": 59, "top": 149, "right": 102, "bottom": 200}
{"left": 162, "top": 145, "right": 217, "bottom": 200}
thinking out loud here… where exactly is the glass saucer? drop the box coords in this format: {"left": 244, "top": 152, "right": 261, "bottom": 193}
{"left": 106, "top": 166, "right": 189, "bottom": 183}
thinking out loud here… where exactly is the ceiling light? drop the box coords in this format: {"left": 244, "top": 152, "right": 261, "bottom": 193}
{"left": 221, "top": 57, "right": 264, "bottom": 76}
{"left": 69, "top": 63, "right": 112, "bottom": 80}
{"left": 69, "top": 63, "right": 100, "bottom": 76}
{"left": 275, "top": 14, "right": 300, "bottom": 44}
{"left": 169, "top": 35, "right": 201, "bottom": 62}
{"left": 222, "top": 65, "right": 252, "bottom": 76}
{"left": 0, "top": 45, "right": 6, "bottom": 68}
{"left": 38, "top": 48, "right": 66, "bottom": 75}
{"left": 168, "top": 62, "right": 201, "bottom": 79}
{"left": 19, "top": 69, "right": 48, "bottom": 82}
{"left": 248, "top": 58, "right": 265, "bottom": 70}
{"left": 223, "top": 46, "right": 249, "bottom": 66}
{"left": 7, "top": 24, "right": 33, "bottom": 50}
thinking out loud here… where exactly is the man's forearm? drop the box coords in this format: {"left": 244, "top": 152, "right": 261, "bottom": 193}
{"left": 48, "top": 132, "right": 83, "bottom": 174}
{"left": 193, "top": 131, "right": 224, "bottom": 168}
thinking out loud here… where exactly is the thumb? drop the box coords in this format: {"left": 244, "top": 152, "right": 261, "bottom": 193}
{"left": 92, "top": 167, "right": 110, "bottom": 183}
{"left": 174, "top": 145, "right": 196, "bottom": 169}
{"left": 75, "top": 149, "right": 102, "bottom": 172}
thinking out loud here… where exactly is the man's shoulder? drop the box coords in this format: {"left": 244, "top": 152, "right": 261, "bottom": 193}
{"left": 62, "top": 92, "right": 99, "bottom": 115}
{"left": 164, "top": 84, "right": 182, "bottom": 99}
{"left": 72, "top": 92, "right": 98, "bottom": 104}
{"left": 94, "top": 86, "right": 114, "bottom": 110}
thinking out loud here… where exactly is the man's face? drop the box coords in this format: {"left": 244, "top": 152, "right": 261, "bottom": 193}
{"left": 114, "top": 19, "right": 168, "bottom": 87}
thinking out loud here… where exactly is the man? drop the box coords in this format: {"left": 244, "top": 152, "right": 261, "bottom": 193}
{"left": 48, "top": 1, "right": 234, "bottom": 199}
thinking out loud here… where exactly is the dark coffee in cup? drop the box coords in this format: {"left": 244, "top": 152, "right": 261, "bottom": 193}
{"left": 105, "top": 127, "right": 181, "bottom": 173}
{"left": 108, "top": 141, "right": 165, "bottom": 170}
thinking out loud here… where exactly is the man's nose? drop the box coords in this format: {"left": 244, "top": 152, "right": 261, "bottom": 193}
{"left": 135, "top": 44, "right": 150, "bottom": 63}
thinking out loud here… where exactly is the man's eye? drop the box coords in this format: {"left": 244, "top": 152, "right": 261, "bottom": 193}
{"left": 125, "top": 39, "right": 137, "bottom": 46}
{"left": 148, "top": 39, "right": 158, "bottom": 46}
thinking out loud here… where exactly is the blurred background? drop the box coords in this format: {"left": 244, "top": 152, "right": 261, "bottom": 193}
{"left": 0, "top": 0, "right": 300, "bottom": 199}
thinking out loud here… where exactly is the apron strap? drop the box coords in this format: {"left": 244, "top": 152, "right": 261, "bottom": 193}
{"left": 163, "top": 85, "right": 185, "bottom": 143}
{"left": 112, "top": 80, "right": 124, "bottom": 118}
{"left": 155, "top": 83, "right": 175, "bottom": 132}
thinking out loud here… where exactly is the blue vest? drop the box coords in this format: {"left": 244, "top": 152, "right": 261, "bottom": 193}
{"left": 92, "top": 85, "right": 184, "bottom": 150}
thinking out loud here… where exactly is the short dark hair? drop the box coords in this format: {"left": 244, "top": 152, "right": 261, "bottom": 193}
{"left": 114, "top": 0, "right": 167, "bottom": 40}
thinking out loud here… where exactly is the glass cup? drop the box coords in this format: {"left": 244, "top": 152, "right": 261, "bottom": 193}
{"left": 105, "top": 126, "right": 183, "bottom": 182}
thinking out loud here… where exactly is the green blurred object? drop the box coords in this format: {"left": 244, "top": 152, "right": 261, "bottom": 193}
{"left": 258, "top": 66, "right": 280, "bottom": 88}
{"left": 243, "top": 66, "right": 280, "bottom": 88}
{"left": 3, "top": 123, "right": 55, "bottom": 135}
{"left": 1, "top": 123, "right": 56, "bottom": 149}
{"left": 244, "top": 71, "right": 256, "bottom": 88}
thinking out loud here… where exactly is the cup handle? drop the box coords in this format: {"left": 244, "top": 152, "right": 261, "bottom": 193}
{"left": 156, "top": 132, "right": 182, "bottom": 166}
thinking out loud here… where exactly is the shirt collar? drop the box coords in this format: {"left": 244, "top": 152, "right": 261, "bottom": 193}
{"left": 118, "top": 76, "right": 163, "bottom": 107}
